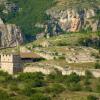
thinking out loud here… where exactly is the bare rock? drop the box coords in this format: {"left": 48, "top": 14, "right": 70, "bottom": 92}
{"left": 46, "top": 8, "right": 100, "bottom": 33}
{"left": 0, "top": 18, "right": 23, "bottom": 48}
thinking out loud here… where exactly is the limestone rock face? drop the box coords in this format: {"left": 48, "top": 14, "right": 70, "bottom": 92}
{"left": 0, "top": 18, "right": 23, "bottom": 48}
{"left": 46, "top": 8, "right": 100, "bottom": 34}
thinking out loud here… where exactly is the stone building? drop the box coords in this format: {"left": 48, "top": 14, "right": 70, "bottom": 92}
{"left": 0, "top": 53, "right": 23, "bottom": 74}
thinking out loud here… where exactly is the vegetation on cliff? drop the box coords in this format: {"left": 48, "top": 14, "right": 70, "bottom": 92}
{"left": 0, "top": 0, "right": 99, "bottom": 38}
{"left": 4, "top": 0, "right": 55, "bottom": 37}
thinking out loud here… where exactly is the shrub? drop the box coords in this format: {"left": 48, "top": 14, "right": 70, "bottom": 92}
{"left": 67, "top": 83, "right": 81, "bottom": 91}
{"left": 46, "top": 83, "right": 65, "bottom": 94}
{"left": 59, "top": 56, "right": 65, "bottom": 60}
{"left": 66, "top": 73, "right": 81, "bottom": 83}
{"left": 85, "top": 70, "right": 94, "bottom": 79}
{"left": 0, "top": 71, "right": 12, "bottom": 82}
{"left": 0, "top": 90, "right": 10, "bottom": 100}
{"left": 83, "top": 77, "right": 91, "bottom": 85}
{"left": 46, "top": 70, "right": 64, "bottom": 82}
{"left": 87, "top": 95, "right": 98, "bottom": 100}
{"left": 9, "top": 83, "right": 19, "bottom": 91}
{"left": 94, "top": 63, "right": 100, "bottom": 69}
{"left": 17, "top": 72, "right": 44, "bottom": 81}
{"left": 23, "top": 85, "right": 36, "bottom": 96}
{"left": 30, "top": 93, "right": 51, "bottom": 100}
{"left": 32, "top": 79, "right": 45, "bottom": 87}
{"left": 95, "top": 84, "right": 100, "bottom": 93}
{"left": 83, "top": 86, "right": 92, "bottom": 92}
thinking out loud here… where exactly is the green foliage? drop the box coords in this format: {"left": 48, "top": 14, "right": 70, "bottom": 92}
{"left": 85, "top": 70, "right": 94, "bottom": 79}
{"left": 23, "top": 85, "right": 36, "bottom": 96}
{"left": 67, "top": 82, "right": 81, "bottom": 91}
{"left": 87, "top": 95, "right": 98, "bottom": 100}
{"left": 45, "top": 83, "right": 65, "bottom": 94}
{"left": 9, "top": 82, "right": 19, "bottom": 91}
{"left": 95, "top": 83, "right": 100, "bottom": 93}
{"left": 65, "top": 73, "right": 81, "bottom": 83}
{"left": 46, "top": 70, "right": 64, "bottom": 82}
{"left": 95, "top": 63, "right": 100, "bottom": 69}
{"left": 6, "top": 0, "right": 55, "bottom": 36}
{"left": 95, "top": 78, "right": 100, "bottom": 93}
{"left": 32, "top": 79, "right": 45, "bottom": 87}
{"left": 83, "top": 86, "right": 92, "bottom": 92}
{"left": 0, "top": 71, "right": 12, "bottom": 82}
{"left": 30, "top": 93, "right": 51, "bottom": 100}
{"left": 17, "top": 72, "right": 44, "bottom": 81}
{"left": 0, "top": 90, "right": 11, "bottom": 100}
{"left": 78, "top": 36, "right": 100, "bottom": 48}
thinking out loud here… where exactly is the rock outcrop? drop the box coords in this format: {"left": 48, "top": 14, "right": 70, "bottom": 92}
{"left": 0, "top": 18, "right": 23, "bottom": 48}
{"left": 46, "top": 8, "right": 100, "bottom": 34}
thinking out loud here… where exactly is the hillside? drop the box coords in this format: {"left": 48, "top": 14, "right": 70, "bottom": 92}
{"left": 0, "top": 0, "right": 100, "bottom": 39}
{"left": 1, "top": 0, "right": 55, "bottom": 37}
{"left": 0, "top": 1, "right": 100, "bottom": 100}
{"left": 56, "top": 0, "right": 100, "bottom": 9}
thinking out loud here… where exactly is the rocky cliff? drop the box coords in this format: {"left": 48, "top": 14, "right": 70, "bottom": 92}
{"left": 46, "top": 8, "right": 100, "bottom": 34}
{"left": 44, "top": 0, "right": 100, "bottom": 35}
{"left": 0, "top": 18, "right": 23, "bottom": 48}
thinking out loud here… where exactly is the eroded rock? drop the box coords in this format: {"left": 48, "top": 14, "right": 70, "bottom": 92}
{"left": 0, "top": 18, "right": 23, "bottom": 48}
{"left": 46, "top": 8, "right": 100, "bottom": 34}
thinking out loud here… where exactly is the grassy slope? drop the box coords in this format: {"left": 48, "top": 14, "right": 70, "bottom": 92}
{"left": 56, "top": 0, "right": 100, "bottom": 9}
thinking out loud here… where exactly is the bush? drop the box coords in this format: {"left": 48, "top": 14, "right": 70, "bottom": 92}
{"left": 32, "top": 79, "right": 45, "bottom": 87}
{"left": 66, "top": 73, "right": 81, "bottom": 83}
{"left": 67, "top": 83, "right": 81, "bottom": 91}
{"left": 87, "top": 95, "right": 98, "bottom": 100}
{"left": 83, "top": 78, "right": 91, "bottom": 85}
{"left": 85, "top": 70, "right": 94, "bottom": 79}
{"left": 46, "top": 70, "right": 64, "bottom": 82}
{"left": 9, "top": 83, "right": 19, "bottom": 91}
{"left": 17, "top": 72, "right": 44, "bottom": 81}
{"left": 0, "top": 90, "right": 10, "bottom": 100}
{"left": 23, "top": 85, "right": 36, "bottom": 96}
{"left": 0, "top": 71, "right": 12, "bottom": 82}
{"left": 95, "top": 63, "right": 100, "bottom": 69}
{"left": 83, "top": 86, "right": 92, "bottom": 92}
{"left": 59, "top": 56, "right": 65, "bottom": 60}
{"left": 30, "top": 93, "right": 51, "bottom": 100}
{"left": 95, "top": 84, "right": 100, "bottom": 93}
{"left": 48, "top": 84, "right": 65, "bottom": 94}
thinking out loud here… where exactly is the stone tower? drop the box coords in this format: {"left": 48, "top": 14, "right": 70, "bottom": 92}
{"left": 0, "top": 53, "right": 23, "bottom": 74}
